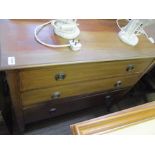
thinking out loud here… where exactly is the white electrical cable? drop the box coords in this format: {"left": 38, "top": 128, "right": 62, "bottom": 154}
{"left": 34, "top": 20, "right": 70, "bottom": 48}
{"left": 116, "top": 19, "right": 130, "bottom": 31}
{"left": 116, "top": 19, "right": 123, "bottom": 30}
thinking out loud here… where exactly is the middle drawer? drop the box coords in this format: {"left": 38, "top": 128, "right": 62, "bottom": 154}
{"left": 21, "top": 74, "right": 139, "bottom": 106}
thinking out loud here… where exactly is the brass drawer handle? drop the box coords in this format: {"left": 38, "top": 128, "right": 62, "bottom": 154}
{"left": 126, "top": 64, "right": 135, "bottom": 72}
{"left": 105, "top": 95, "right": 111, "bottom": 100}
{"left": 49, "top": 108, "right": 57, "bottom": 112}
{"left": 105, "top": 95, "right": 112, "bottom": 111}
{"left": 51, "top": 91, "right": 61, "bottom": 99}
{"left": 55, "top": 72, "right": 66, "bottom": 81}
{"left": 114, "top": 80, "right": 122, "bottom": 88}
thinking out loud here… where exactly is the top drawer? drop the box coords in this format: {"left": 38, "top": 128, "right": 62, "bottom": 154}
{"left": 19, "top": 59, "right": 152, "bottom": 91}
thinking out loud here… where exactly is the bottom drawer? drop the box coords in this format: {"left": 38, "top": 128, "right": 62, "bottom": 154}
{"left": 23, "top": 89, "right": 128, "bottom": 124}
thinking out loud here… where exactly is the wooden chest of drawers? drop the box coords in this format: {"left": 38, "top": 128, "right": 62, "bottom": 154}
{"left": 1, "top": 19, "right": 155, "bottom": 133}
{"left": 6, "top": 58, "right": 154, "bottom": 133}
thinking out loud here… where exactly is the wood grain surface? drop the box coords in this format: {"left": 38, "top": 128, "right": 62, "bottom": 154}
{"left": 6, "top": 71, "right": 25, "bottom": 132}
{"left": 0, "top": 19, "right": 155, "bottom": 71}
{"left": 21, "top": 74, "right": 139, "bottom": 106}
{"left": 19, "top": 59, "right": 152, "bottom": 91}
{"left": 1, "top": 19, "right": 155, "bottom": 133}
{"left": 23, "top": 89, "right": 127, "bottom": 124}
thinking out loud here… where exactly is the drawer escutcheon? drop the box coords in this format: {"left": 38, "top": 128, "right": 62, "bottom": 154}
{"left": 52, "top": 91, "right": 61, "bottom": 99}
{"left": 49, "top": 108, "right": 57, "bottom": 112}
{"left": 114, "top": 80, "right": 122, "bottom": 88}
{"left": 126, "top": 64, "right": 135, "bottom": 72}
{"left": 55, "top": 72, "right": 66, "bottom": 81}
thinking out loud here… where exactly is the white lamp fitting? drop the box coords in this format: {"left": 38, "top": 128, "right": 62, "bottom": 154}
{"left": 118, "top": 30, "right": 139, "bottom": 46}
{"left": 117, "top": 19, "right": 155, "bottom": 46}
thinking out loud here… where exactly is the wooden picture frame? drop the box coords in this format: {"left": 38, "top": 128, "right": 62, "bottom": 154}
{"left": 71, "top": 101, "right": 155, "bottom": 135}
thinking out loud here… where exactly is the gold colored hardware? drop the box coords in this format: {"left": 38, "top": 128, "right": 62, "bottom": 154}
{"left": 114, "top": 80, "right": 122, "bottom": 88}
{"left": 126, "top": 64, "right": 135, "bottom": 72}
{"left": 49, "top": 108, "right": 57, "bottom": 112}
{"left": 55, "top": 72, "right": 66, "bottom": 81}
{"left": 52, "top": 91, "right": 61, "bottom": 99}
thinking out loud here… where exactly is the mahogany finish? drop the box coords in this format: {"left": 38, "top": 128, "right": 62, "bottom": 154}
{"left": 24, "top": 89, "right": 127, "bottom": 124}
{"left": 0, "top": 20, "right": 155, "bottom": 71}
{"left": 19, "top": 59, "right": 151, "bottom": 91}
{"left": 0, "top": 20, "right": 155, "bottom": 133}
{"left": 21, "top": 74, "right": 139, "bottom": 106}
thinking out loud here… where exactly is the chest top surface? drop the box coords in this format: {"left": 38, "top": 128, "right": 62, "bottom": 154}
{"left": 0, "top": 19, "right": 155, "bottom": 70}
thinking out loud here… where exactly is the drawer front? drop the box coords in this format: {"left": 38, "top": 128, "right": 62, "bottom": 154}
{"left": 23, "top": 89, "right": 127, "bottom": 124}
{"left": 19, "top": 59, "right": 152, "bottom": 91}
{"left": 21, "top": 75, "right": 139, "bottom": 106}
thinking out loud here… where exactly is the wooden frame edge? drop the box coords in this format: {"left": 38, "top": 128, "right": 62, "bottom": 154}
{"left": 70, "top": 101, "right": 155, "bottom": 135}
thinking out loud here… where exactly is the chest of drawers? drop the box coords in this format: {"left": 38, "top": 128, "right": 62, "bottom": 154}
{"left": 1, "top": 19, "right": 155, "bottom": 133}
{"left": 6, "top": 58, "right": 154, "bottom": 132}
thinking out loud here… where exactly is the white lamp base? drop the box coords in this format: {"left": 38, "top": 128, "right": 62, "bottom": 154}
{"left": 54, "top": 27, "right": 80, "bottom": 40}
{"left": 118, "top": 31, "right": 139, "bottom": 46}
{"left": 52, "top": 20, "right": 80, "bottom": 40}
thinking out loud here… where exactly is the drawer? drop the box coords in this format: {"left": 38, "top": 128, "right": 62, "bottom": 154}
{"left": 19, "top": 59, "right": 152, "bottom": 91}
{"left": 23, "top": 89, "right": 127, "bottom": 124}
{"left": 21, "top": 74, "right": 139, "bottom": 106}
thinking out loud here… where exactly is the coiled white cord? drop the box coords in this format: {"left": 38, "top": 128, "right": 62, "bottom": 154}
{"left": 116, "top": 19, "right": 123, "bottom": 30}
{"left": 34, "top": 20, "right": 70, "bottom": 48}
